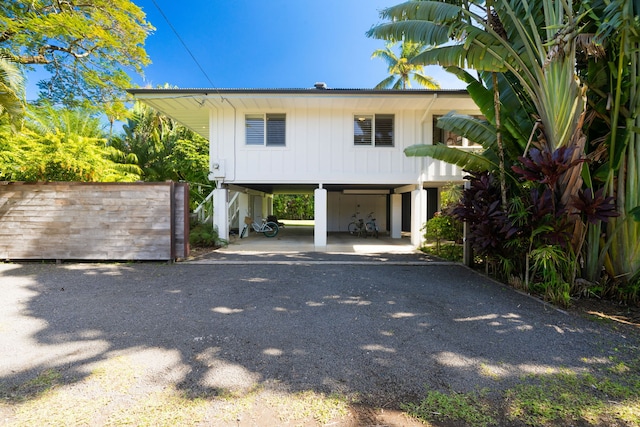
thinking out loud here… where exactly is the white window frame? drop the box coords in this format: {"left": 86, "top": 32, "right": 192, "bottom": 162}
{"left": 245, "top": 113, "right": 286, "bottom": 147}
{"left": 354, "top": 114, "right": 394, "bottom": 147}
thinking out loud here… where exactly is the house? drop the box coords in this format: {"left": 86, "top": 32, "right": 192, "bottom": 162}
{"left": 128, "top": 84, "right": 481, "bottom": 249}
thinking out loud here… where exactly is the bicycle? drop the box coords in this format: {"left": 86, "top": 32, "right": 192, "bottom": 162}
{"left": 240, "top": 216, "right": 279, "bottom": 238}
{"left": 347, "top": 213, "right": 367, "bottom": 238}
{"left": 365, "top": 212, "right": 379, "bottom": 238}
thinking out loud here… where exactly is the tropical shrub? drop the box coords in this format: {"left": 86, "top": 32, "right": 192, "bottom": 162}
{"left": 422, "top": 211, "right": 461, "bottom": 256}
{"left": 189, "top": 219, "right": 223, "bottom": 248}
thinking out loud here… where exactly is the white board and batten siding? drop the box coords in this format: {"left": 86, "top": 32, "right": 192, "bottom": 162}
{"left": 212, "top": 103, "right": 480, "bottom": 186}
{"left": 0, "top": 182, "right": 189, "bottom": 261}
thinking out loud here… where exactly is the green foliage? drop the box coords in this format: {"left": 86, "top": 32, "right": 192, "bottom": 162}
{"left": 422, "top": 212, "right": 462, "bottom": 255}
{"left": 0, "top": 117, "right": 140, "bottom": 182}
{"left": 0, "top": 54, "right": 25, "bottom": 123}
{"left": 273, "top": 194, "right": 314, "bottom": 220}
{"left": 421, "top": 243, "right": 463, "bottom": 262}
{"left": 189, "top": 220, "right": 223, "bottom": 248}
{"left": 440, "top": 183, "right": 463, "bottom": 211}
{"left": 529, "top": 245, "right": 572, "bottom": 307}
{"left": 0, "top": 0, "right": 153, "bottom": 116}
{"left": 111, "top": 100, "right": 212, "bottom": 209}
{"left": 371, "top": 0, "right": 640, "bottom": 303}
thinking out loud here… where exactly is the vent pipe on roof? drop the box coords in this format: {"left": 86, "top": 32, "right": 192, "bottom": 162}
{"left": 314, "top": 82, "right": 328, "bottom": 90}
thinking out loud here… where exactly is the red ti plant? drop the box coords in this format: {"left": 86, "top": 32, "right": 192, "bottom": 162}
{"left": 451, "top": 171, "right": 518, "bottom": 261}
{"left": 511, "top": 145, "right": 586, "bottom": 211}
{"left": 571, "top": 187, "right": 619, "bottom": 225}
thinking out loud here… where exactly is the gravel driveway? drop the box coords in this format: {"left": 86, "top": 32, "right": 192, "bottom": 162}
{"left": 0, "top": 258, "right": 637, "bottom": 426}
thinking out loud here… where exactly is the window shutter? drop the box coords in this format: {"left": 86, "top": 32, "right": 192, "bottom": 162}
{"left": 266, "top": 114, "right": 286, "bottom": 146}
{"left": 375, "top": 114, "right": 394, "bottom": 146}
{"left": 246, "top": 115, "right": 264, "bottom": 145}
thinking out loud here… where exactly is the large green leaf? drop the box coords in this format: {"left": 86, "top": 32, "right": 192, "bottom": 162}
{"left": 404, "top": 143, "right": 496, "bottom": 172}
{"left": 413, "top": 45, "right": 510, "bottom": 72}
{"left": 367, "top": 20, "right": 451, "bottom": 46}
{"left": 436, "top": 113, "right": 496, "bottom": 148}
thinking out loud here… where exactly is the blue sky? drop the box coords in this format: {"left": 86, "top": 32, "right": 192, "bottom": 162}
{"left": 129, "top": 0, "right": 466, "bottom": 91}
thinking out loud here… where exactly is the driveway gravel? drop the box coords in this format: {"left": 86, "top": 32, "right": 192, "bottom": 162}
{"left": 0, "top": 257, "right": 637, "bottom": 426}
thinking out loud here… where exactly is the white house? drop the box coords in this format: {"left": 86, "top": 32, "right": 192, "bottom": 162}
{"left": 128, "top": 84, "right": 481, "bottom": 249}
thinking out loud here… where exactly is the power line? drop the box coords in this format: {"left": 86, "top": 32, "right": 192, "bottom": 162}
{"left": 149, "top": 0, "right": 216, "bottom": 88}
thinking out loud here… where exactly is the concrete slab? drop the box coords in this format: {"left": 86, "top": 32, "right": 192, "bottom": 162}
{"left": 221, "top": 225, "right": 418, "bottom": 255}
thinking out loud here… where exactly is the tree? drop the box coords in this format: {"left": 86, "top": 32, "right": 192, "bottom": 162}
{"left": 0, "top": 53, "right": 25, "bottom": 123}
{"left": 368, "top": 1, "right": 636, "bottom": 300}
{"left": 371, "top": 41, "right": 439, "bottom": 89}
{"left": 1, "top": 104, "right": 140, "bottom": 182}
{"left": 110, "top": 100, "right": 211, "bottom": 208}
{"left": 0, "top": 0, "right": 153, "bottom": 119}
{"left": 579, "top": 0, "right": 640, "bottom": 289}
{"left": 368, "top": 1, "right": 589, "bottom": 204}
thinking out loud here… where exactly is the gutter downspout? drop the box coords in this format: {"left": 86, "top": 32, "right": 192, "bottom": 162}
{"left": 221, "top": 97, "right": 237, "bottom": 183}
{"left": 419, "top": 93, "right": 438, "bottom": 187}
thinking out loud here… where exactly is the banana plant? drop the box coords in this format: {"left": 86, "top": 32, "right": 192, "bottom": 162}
{"left": 369, "top": 1, "right": 586, "bottom": 145}
{"left": 584, "top": 0, "right": 640, "bottom": 288}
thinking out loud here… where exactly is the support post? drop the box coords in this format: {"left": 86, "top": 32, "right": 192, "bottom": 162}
{"left": 213, "top": 187, "right": 229, "bottom": 241}
{"left": 411, "top": 188, "right": 427, "bottom": 247}
{"left": 314, "top": 186, "right": 327, "bottom": 249}
{"left": 390, "top": 193, "right": 402, "bottom": 239}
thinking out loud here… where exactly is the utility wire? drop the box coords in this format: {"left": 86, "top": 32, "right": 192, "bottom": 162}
{"left": 149, "top": 0, "right": 216, "bottom": 88}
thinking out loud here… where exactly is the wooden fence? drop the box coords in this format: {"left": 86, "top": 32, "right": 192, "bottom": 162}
{"left": 0, "top": 182, "right": 189, "bottom": 261}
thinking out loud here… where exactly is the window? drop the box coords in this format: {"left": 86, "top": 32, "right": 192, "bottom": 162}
{"left": 433, "top": 115, "right": 483, "bottom": 147}
{"left": 354, "top": 114, "right": 394, "bottom": 147}
{"left": 246, "top": 114, "right": 286, "bottom": 146}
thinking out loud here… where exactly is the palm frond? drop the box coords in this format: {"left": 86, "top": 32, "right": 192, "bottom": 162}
{"left": 437, "top": 113, "right": 496, "bottom": 148}
{"left": 374, "top": 75, "right": 397, "bottom": 90}
{"left": 367, "top": 20, "right": 451, "bottom": 46}
{"left": 413, "top": 73, "right": 440, "bottom": 89}
{"left": 378, "top": 1, "right": 461, "bottom": 23}
{"left": 404, "top": 143, "right": 497, "bottom": 172}
{"left": 413, "top": 44, "right": 510, "bottom": 72}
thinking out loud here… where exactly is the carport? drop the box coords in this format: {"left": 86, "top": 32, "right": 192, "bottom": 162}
{"left": 217, "top": 183, "right": 441, "bottom": 251}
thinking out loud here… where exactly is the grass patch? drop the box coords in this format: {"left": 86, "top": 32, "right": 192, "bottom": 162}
{"left": 268, "top": 390, "right": 350, "bottom": 424}
{"left": 401, "top": 389, "right": 497, "bottom": 427}
{"left": 505, "top": 368, "right": 640, "bottom": 426}
{"left": 403, "top": 362, "right": 640, "bottom": 427}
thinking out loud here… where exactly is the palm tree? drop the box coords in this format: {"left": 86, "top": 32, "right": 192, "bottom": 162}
{"left": 0, "top": 53, "right": 25, "bottom": 124}
{"left": 371, "top": 41, "right": 440, "bottom": 89}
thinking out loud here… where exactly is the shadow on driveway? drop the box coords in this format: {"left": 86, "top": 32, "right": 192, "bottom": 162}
{"left": 0, "top": 261, "right": 636, "bottom": 423}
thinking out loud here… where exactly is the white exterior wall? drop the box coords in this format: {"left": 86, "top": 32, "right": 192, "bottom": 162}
{"left": 211, "top": 105, "right": 479, "bottom": 185}
{"left": 327, "top": 193, "right": 387, "bottom": 233}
